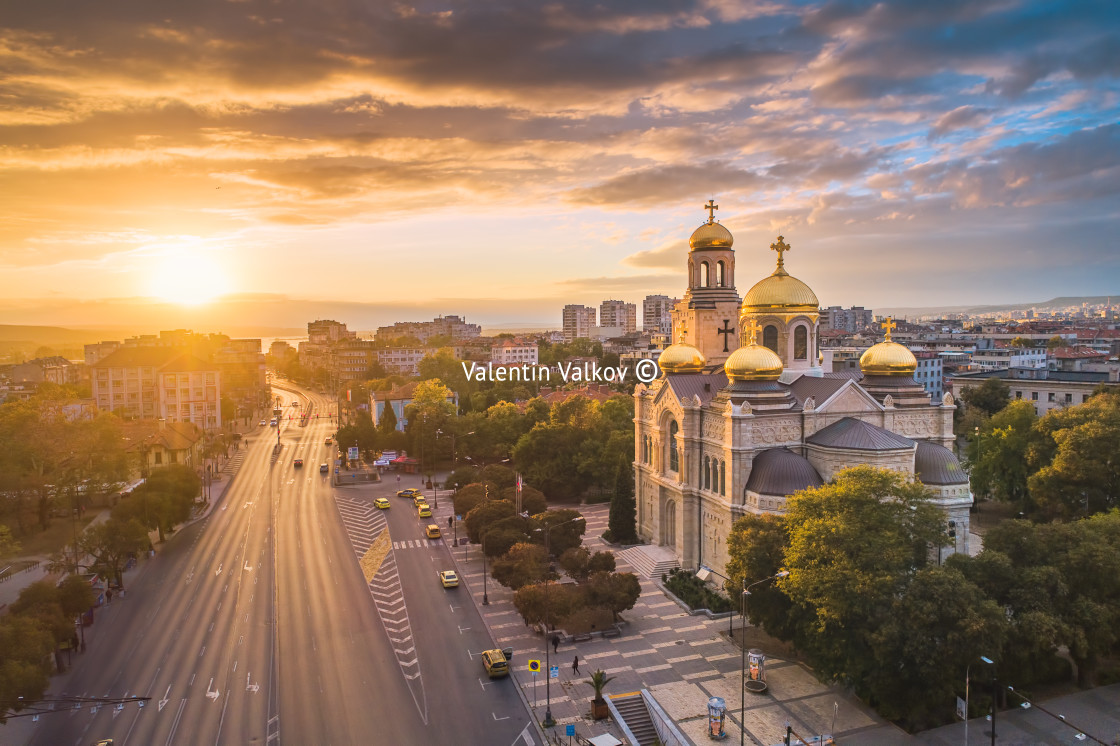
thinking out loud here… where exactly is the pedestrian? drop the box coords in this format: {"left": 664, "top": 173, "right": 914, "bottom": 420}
{"left": 572, "top": 655, "right": 579, "bottom": 675}
{"left": 448, "top": 516, "right": 454, "bottom": 529}
{"left": 106, "top": 589, "right": 113, "bottom": 604}
{"left": 552, "top": 634, "right": 560, "bottom": 654}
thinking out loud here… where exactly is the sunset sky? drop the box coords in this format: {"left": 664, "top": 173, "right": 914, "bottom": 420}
{"left": 2, "top": 0, "right": 1118, "bottom": 330}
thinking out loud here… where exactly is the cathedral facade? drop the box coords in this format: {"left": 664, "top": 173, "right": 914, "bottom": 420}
{"left": 633, "top": 204, "right": 972, "bottom": 577}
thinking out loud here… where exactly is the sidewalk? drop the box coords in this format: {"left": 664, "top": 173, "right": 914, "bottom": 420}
{"left": 438, "top": 498, "right": 908, "bottom": 746}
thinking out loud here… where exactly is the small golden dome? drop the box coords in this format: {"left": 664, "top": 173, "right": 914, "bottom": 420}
{"left": 741, "top": 236, "right": 818, "bottom": 312}
{"left": 725, "top": 343, "right": 783, "bottom": 382}
{"left": 658, "top": 342, "right": 706, "bottom": 374}
{"left": 689, "top": 222, "right": 733, "bottom": 250}
{"left": 859, "top": 342, "right": 917, "bottom": 376}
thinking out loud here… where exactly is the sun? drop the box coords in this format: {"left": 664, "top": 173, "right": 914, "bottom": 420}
{"left": 148, "top": 248, "right": 232, "bottom": 305}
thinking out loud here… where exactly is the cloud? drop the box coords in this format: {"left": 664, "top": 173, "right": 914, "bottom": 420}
{"left": 928, "top": 105, "right": 993, "bottom": 139}
{"left": 566, "top": 163, "right": 767, "bottom": 206}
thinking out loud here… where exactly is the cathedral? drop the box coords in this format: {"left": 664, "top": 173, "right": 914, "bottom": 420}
{"left": 632, "top": 202, "right": 972, "bottom": 577}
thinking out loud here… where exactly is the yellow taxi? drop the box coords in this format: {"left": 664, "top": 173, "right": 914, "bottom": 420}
{"left": 438, "top": 570, "right": 458, "bottom": 587}
{"left": 374, "top": 497, "right": 390, "bottom": 510}
{"left": 425, "top": 524, "right": 441, "bottom": 539}
{"left": 397, "top": 488, "right": 421, "bottom": 499}
{"left": 417, "top": 504, "right": 432, "bottom": 518}
{"left": 412, "top": 494, "right": 428, "bottom": 507}
{"left": 481, "top": 648, "right": 511, "bottom": 678}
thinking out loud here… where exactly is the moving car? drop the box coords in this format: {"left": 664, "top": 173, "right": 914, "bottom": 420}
{"left": 438, "top": 570, "right": 458, "bottom": 587}
{"left": 259, "top": 420, "right": 266, "bottom": 427}
{"left": 397, "top": 488, "right": 421, "bottom": 499}
{"left": 320, "top": 463, "right": 329, "bottom": 474}
{"left": 481, "top": 648, "right": 513, "bottom": 678}
{"left": 324, "top": 437, "right": 332, "bottom": 445}
{"left": 294, "top": 458, "right": 303, "bottom": 468}
{"left": 270, "top": 418, "right": 278, "bottom": 427}
{"left": 374, "top": 497, "right": 391, "bottom": 509}
{"left": 425, "top": 524, "right": 441, "bottom": 539}
{"left": 417, "top": 504, "right": 431, "bottom": 518}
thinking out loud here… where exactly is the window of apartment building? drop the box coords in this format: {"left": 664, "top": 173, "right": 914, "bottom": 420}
{"left": 165, "top": 375, "right": 176, "bottom": 387}
{"left": 154, "top": 452, "right": 163, "bottom": 465}
{"left": 1048, "top": 393, "right": 1055, "bottom": 402}
{"left": 206, "top": 373, "right": 215, "bottom": 385}
{"left": 1031, "top": 392, "right": 1038, "bottom": 400}
{"left": 1015, "top": 391, "right": 1022, "bottom": 399}
{"left": 1083, "top": 394, "right": 1090, "bottom": 403}
{"left": 181, "top": 388, "right": 190, "bottom": 400}
{"left": 1065, "top": 393, "right": 1072, "bottom": 403}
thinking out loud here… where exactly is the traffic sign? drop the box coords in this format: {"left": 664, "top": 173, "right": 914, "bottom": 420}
{"left": 348, "top": 446, "right": 359, "bottom": 460}
{"left": 549, "top": 665, "right": 559, "bottom": 679}
{"left": 527, "top": 659, "right": 541, "bottom": 673}
{"left": 565, "top": 724, "right": 575, "bottom": 736}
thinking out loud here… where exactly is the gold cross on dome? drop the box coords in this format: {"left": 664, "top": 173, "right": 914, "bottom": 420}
{"left": 770, "top": 235, "right": 790, "bottom": 270}
{"left": 677, "top": 322, "right": 688, "bottom": 345}
{"left": 881, "top": 316, "right": 896, "bottom": 342}
{"left": 705, "top": 199, "right": 718, "bottom": 223}
{"left": 744, "top": 318, "right": 761, "bottom": 345}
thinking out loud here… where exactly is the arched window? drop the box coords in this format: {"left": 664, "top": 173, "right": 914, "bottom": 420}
{"left": 703, "top": 456, "right": 711, "bottom": 489}
{"left": 716, "top": 261, "right": 725, "bottom": 287}
{"left": 763, "top": 325, "right": 778, "bottom": 353}
{"left": 719, "top": 460, "right": 726, "bottom": 495}
{"left": 700, "top": 262, "right": 709, "bottom": 287}
{"left": 669, "top": 420, "right": 679, "bottom": 472}
{"left": 794, "top": 325, "right": 808, "bottom": 360}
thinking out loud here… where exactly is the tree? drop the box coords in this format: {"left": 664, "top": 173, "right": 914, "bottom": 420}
{"left": 378, "top": 401, "right": 398, "bottom": 435}
{"left": 491, "top": 542, "right": 555, "bottom": 590}
{"left": 961, "top": 377, "right": 1011, "bottom": 418}
{"left": 968, "top": 400, "right": 1042, "bottom": 511}
{"left": 9, "top": 581, "right": 75, "bottom": 646}
{"left": 583, "top": 571, "right": 641, "bottom": 622}
{"left": 452, "top": 483, "right": 488, "bottom": 517}
{"left": 1029, "top": 392, "right": 1120, "bottom": 520}
{"left": 79, "top": 517, "right": 149, "bottom": 590}
{"left": 404, "top": 379, "right": 458, "bottom": 479}
{"left": 724, "top": 513, "right": 794, "bottom": 636}
{"left": 56, "top": 574, "right": 96, "bottom": 618}
{"left": 482, "top": 525, "right": 531, "bottom": 559}
{"left": 1047, "top": 335, "right": 1064, "bottom": 350}
{"left": 533, "top": 509, "right": 586, "bottom": 556}
{"left": 117, "top": 464, "right": 199, "bottom": 542}
{"left": 607, "top": 456, "right": 637, "bottom": 543}
{"left": 512, "top": 581, "right": 583, "bottom": 628}
{"left": 0, "top": 525, "right": 20, "bottom": 558}
{"left": 336, "top": 414, "right": 379, "bottom": 458}
{"left": 465, "top": 500, "right": 515, "bottom": 543}
{"left": 0, "top": 614, "right": 55, "bottom": 722}
{"left": 498, "top": 484, "right": 547, "bottom": 515}
{"left": 558, "top": 547, "right": 615, "bottom": 582}
{"left": 781, "top": 467, "right": 945, "bottom": 689}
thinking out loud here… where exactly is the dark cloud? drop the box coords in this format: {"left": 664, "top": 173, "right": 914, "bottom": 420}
{"left": 928, "top": 106, "right": 993, "bottom": 140}
{"left": 566, "top": 163, "right": 767, "bottom": 206}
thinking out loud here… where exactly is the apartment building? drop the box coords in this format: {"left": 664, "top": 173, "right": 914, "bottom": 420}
{"left": 599, "top": 300, "right": 637, "bottom": 334}
{"left": 490, "top": 340, "right": 539, "bottom": 365}
{"left": 376, "top": 315, "right": 482, "bottom": 343}
{"left": 562, "top": 305, "right": 597, "bottom": 341}
{"left": 642, "top": 295, "right": 678, "bottom": 334}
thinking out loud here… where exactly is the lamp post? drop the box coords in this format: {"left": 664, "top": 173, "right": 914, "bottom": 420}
{"left": 966, "top": 655, "right": 996, "bottom": 746}
{"left": 696, "top": 564, "right": 736, "bottom": 637}
{"left": 482, "top": 486, "right": 491, "bottom": 606}
{"left": 536, "top": 514, "right": 586, "bottom": 729}
{"left": 739, "top": 571, "right": 789, "bottom": 746}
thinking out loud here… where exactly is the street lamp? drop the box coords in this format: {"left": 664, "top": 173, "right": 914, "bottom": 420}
{"left": 482, "top": 486, "right": 491, "bottom": 606}
{"left": 535, "top": 515, "right": 586, "bottom": 729}
{"left": 966, "top": 655, "right": 996, "bottom": 746}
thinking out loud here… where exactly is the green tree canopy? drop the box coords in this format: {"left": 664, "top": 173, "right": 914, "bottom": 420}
{"left": 968, "top": 400, "right": 1043, "bottom": 510}
{"left": 607, "top": 455, "right": 637, "bottom": 543}
{"left": 961, "top": 376, "right": 1011, "bottom": 418}
{"left": 491, "top": 542, "right": 555, "bottom": 590}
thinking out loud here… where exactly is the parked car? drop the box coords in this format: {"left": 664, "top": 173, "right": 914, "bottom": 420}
{"left": 438, "top": 570, "right": 458, "bottom": 587}
{"left": 425, "top": 524, "right": 441, "bottom": 539}
{"left": 481, "top": 648, "right": 513, "bottom": 678}
{"left": 417, "top": 504, "right": 431, "bottom": 518}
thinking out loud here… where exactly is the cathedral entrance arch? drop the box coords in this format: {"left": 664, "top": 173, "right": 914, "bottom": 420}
{"left": 660, "top": 496, "right": 677, "bottom": 549}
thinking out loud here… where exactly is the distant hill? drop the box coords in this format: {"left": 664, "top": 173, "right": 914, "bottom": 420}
{"left": 0, "top": 325, "right": 126, "bottom": 346}
{"left": 879, "top": 295, "right": 1120, "bottom": 319}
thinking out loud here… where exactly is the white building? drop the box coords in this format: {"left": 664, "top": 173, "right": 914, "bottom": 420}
{"left": 490, "top": 340, "right": 539, "bottom": 365}
{"left": 92, "top": 347, "right": 221, "bottom": 429}
{"left": 562, "top": 305, "right": 597, "bottom": 341}
{"left": 376, "top": 348, "right": 429, "bottom": 376}
{"left": 972, "top": 345, "right": 1047, "bottom": 371}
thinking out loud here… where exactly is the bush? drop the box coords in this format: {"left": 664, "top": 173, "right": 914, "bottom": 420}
{"left": 663, "top": 569, "right": 734, "bottom": 613}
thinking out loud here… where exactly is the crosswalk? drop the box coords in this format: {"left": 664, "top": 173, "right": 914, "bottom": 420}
{"left": 392, "top": 539, "right": 439, "bottom": 550}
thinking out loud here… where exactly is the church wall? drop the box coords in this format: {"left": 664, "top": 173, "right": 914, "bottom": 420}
{"left": 806, "top": 444, "right": 916, "bottom": 481}
{"left": 672, "top": 305, "right": 741, "bottom": 365}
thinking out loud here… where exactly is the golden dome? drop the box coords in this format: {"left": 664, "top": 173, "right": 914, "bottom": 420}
{"left": 859, "top": 317, "right": 916, "bottom": 376}
{"left": 689, "top": 221, "right": 733, "bottom": 250}
{"left": 658, "top": 342, "right": 706, "bottom": 374}
{"left": 725, "top": 343, "right": 783, "bottom": 382}
{"left": 741, "top": 236, "right": 818, "bottom": 312}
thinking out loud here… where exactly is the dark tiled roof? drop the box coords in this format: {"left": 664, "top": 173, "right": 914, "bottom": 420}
{"left": 746, "top": 448, "right": 823, "bottom": 496}
{"left": 788, "top": 376, "right": 848, "bottom": 406}
{"left": 914, "top": 440, "right": 968, "bottom": 485}
{"left": 806, "top": 417, "right": 915, "bottom": 451}
{"left": 665, "top": 371, "right": 728, "bottom": 406}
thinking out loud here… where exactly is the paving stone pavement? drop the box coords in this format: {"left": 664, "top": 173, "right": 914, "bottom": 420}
{"left": 439, "top": 499, "right": 909, "bottom": 745}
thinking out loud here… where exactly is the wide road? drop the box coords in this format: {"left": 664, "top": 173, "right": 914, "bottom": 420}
{"left": 23, "top": 382, "right": 535, "bottom": 745}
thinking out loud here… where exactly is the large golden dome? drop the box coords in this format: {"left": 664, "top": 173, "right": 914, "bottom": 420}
{"left": 859, "top": 317, "right": 917, "bottom": 376}
{"left": 741, "top": 236, "right": 818, "bottom": 312}
{"left": 658, "top": 342, "right": 706, "bottom": 374}
{"left": 689, "top": 221, "right": 733, "bottom": 250}
{"left": 725, "top": 342, "right": 783, "bottom": 382}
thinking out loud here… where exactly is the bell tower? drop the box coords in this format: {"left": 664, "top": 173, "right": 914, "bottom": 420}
{"left": 671, "top": 200, "right": 742, "bottom": 366}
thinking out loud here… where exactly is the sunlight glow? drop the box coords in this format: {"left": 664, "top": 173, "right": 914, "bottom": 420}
{"left": 147, "top": 245, "right": 232, "bottom": 305}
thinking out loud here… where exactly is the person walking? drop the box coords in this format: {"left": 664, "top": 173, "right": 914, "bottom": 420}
{"left": 572, "top": 655, "right": 579, "bottom": 675}
{"left": 552, "top": 634, "right": 560, "bottom": 654}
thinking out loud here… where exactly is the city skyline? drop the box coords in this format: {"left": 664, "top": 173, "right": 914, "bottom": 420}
{"left": 2, "top": 1, "right": 1118, "bottom": 326}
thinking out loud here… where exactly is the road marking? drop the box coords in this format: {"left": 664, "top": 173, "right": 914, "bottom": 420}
{"left": 216, "top": 563, "right": 223, "bottom": 575}
{"left": 190, "top": 673, "right": 196, "bottom": 686}
{"left": 458, "top": 625, "right": 471, "bottom": 634}
{"left": 206, "top": 677, "right": 220, "bottom": 701}
{"left": 158, "top": 685, "right": 171, "bottom": 712}
{"left": 209, "top": 622, "right": 214, "bottom": 632}
{"left": 165, "top": 699, "right": 187, "bottom": 745}
{"left": 199, "top": 646, "right": 206, "bottom": 657}
{"left": 513, "top": 723, "right": 536, "bottom": 745}
{"left": 492, "top": 712, "right": 510, "bottom": 721}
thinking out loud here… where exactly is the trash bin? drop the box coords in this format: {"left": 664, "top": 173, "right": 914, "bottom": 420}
{"left": 707, "top": 696, "right": 727, "bottom": 739}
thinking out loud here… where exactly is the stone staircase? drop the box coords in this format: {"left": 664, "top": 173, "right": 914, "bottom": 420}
{"left": 618, "top": 545, "right": 680, "bottom": 581}
{"left": 609, "top": 693, "right": 658, "bottom": 746}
